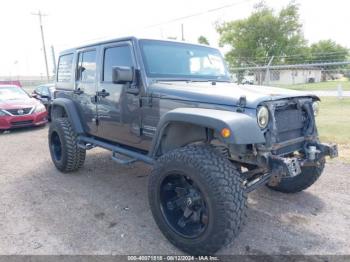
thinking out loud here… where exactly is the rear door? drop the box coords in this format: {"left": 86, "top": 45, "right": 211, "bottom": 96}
{"left": 75, "top": 48, "right": 98, "bottom": 135}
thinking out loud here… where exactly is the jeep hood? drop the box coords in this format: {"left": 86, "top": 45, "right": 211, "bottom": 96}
{"left": 149, "top": 81, "right": 318, "bottom": 108}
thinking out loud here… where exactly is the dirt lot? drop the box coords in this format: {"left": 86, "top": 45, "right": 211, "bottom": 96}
{"left": 0, "top": 126, "right": 349, "bottom": 255}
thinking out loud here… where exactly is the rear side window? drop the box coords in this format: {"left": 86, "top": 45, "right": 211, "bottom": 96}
{"left": 77, "top": 50, "right": 97, "bottom": 83}
{"left": 103, "top": 45, "right": 133, "bottom": 82}
{"left": 57, "top": 54, "right": 73, "bottom": 82}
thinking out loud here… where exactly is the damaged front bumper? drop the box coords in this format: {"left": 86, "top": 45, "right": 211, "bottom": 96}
{"left": 270, "top": 142, "right": 337, "bottom": 175}
{"left": 244, "top": 142, "right": 338, "bottom": 193}
{"left": 268, "top": 142, "right": 337, "bottom": 177}
{"left": 266, "top": 142, "right": 338, "bottom": 187}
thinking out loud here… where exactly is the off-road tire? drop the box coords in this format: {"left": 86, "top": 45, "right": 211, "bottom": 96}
{"left": 148, "top": 144, "right": 247, "bottom": 255}
{"left": 267, "top": 158, "right": 325, "bottom": 193}
{"left": 48, "top": 118, "right": 86, "bottom": 173}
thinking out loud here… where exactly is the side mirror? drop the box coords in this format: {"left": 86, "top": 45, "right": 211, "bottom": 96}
{"left": 31, "top": 93, "right": 38, "bottom": 98}
{"left": 112, "top": 66, "right": 134, "bottom": 84}
{"left": 77, "top": 66, "right": 85, "bottom": 80}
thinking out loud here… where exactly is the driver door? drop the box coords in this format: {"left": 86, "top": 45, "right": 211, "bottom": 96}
{"left": 96, "top": 42, "right": 143, "bottom": 147}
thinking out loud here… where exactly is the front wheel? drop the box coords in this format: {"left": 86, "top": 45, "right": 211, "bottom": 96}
{"left": 48, "top": 118, "right": 86, "bottom": 173}
{"left": 148, "top": 145, "right": 247, "bottom": 255}
{"left": 267, "top": 158, "right": 325, "bottom": 193}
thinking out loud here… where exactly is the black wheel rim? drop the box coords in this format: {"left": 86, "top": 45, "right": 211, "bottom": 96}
{"left": 159, "top": 173, "right": 209, "bottom": 238}
{"left": 50, "top": 131, "right": 62, "bottom": 161}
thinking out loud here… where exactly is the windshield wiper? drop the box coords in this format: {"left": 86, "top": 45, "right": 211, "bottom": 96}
{"left": 155, "top": 79, "right": 193, "bottom": 83}
{"left": 155, "top": 78, "right": 231, "bottom": 83}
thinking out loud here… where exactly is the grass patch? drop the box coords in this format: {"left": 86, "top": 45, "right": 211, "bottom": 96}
{"left": 316, "top": 97, "right": 350, "bottom": 163}
{"left": 277, "top": 79, "right": 350, "bottom": 91}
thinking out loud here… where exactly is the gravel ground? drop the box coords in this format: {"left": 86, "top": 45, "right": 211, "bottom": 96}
{"left": 0, "top": 126, "right": 349, "bottom": 255}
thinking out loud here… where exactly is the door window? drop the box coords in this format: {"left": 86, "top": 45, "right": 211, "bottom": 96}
{"left": 77, "top": 50, "right": 97, "bottom": 83}
{"left": 103, "top": 45, "right": 133, "bottom": 82}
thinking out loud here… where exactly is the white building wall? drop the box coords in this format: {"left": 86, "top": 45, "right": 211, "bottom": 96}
{"left": 268, "top": 69, "right": 322, "bottom": 85}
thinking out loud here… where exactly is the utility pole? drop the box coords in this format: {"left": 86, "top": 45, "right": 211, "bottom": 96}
{"left": 31, "top": 10, "right": 50, "bottom": 81}
{"left": 265, "top": 56, "right": 274, "bottom": 85}
{"left": 51, "top": 45, "right": 57, "bottom": 75}
{"left": 181, "top": 23, "right": 185, "bottom": 41}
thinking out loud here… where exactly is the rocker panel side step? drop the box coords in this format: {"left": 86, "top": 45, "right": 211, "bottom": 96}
{"left": 78, "top": 136, "right": 155, "bottom": 165}
{"left": 112, "top": 151, "right": 137, "bottom": 165}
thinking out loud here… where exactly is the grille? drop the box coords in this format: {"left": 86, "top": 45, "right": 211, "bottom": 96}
{"left": 6, "top": 107, "right": 33, "bottom": 115}
{"left": 275, "top": 108, "right": 304, "bottom": 142}
{"left": 11, "top": 120, "right": 33, "bottom": 126}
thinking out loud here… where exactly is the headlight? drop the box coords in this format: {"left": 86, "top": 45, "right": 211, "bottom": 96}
{"left": 312, "top": 101, "right": 319, "bottom": 116}
{"left": 34, "top": 104, "right": 46, "bottom": 113}
{"left": 257, "top": 106, "right": 269, "bottom": 129}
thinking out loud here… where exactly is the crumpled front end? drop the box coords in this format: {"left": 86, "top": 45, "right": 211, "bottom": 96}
{"left": 226, "top": 96, "right": 338, "bottom": 192}
{"left": 258, "top": 97, "right": 337, "bottom": 175}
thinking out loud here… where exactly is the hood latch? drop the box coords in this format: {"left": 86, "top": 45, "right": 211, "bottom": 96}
{"left": 236, "top": 95, "right": 247, "bottom": 112}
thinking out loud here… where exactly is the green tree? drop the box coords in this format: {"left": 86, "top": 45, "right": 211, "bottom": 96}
{"left": 310, "top": 39, "right": 349, "bottom": 62}
{"left": 310, "top": 40, "right": 349, "bottom": 79}
{"left": 216, "top": 1, "right": 308, "bottom": 69}
{"left": 198, "top": 35, "right": 210, "bottom": 45}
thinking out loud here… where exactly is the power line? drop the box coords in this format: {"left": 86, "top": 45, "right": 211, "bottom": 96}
{"left": 144, "top": 0, "right": 254, "bottom": 29}
{"left": 59, "top": 0, "right": 254, "bottom": 48}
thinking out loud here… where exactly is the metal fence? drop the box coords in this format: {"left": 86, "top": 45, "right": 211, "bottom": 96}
{"left": 230, "top": 60, "right": 350, "bottom": 89}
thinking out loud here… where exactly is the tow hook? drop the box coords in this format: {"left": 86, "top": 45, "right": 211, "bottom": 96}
{"left": 305, "top": 146, "right": 321, "bottom": 161}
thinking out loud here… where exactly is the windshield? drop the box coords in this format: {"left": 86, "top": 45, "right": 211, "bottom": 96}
{"left": 0, "top": 86, "right": 30, "bottom": 101}
{"left": 140, "top": 40, "right": 231, "bottom": 81}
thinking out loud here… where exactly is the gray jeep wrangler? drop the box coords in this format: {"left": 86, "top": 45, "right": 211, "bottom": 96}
{"left": 49, "top": 37, "right": 338, "bottom": 255}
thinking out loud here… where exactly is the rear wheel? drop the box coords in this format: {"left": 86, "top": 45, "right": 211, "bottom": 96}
{"left": 48, "top": 118, "right": 86, "bottom": 172}
{"left": 148, "top": 145, "right": 247, "bottom": 255}
{"left": 267, "top": 158, "right": 325, "bottom": 193}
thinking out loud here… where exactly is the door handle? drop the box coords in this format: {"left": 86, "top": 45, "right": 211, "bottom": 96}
{"left": 74, "top": 88, "right": 84, "bottom": 95}
{"left": 96, "top": 89, "right": 110, "bottom": 97}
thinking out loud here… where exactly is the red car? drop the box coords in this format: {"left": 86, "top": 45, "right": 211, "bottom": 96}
{"left": 0, "top": 85, "right": 48, "bottom": 130}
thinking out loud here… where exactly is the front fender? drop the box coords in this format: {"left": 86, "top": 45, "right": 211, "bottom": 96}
{"left": 150, "top": 108, "right": 265, "bottom": 156}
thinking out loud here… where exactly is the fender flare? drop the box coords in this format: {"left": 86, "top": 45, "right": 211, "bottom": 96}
{"left": 51, "top": 98, "right": 85, "bottom": 134}
{"left": 149, "top": 108, "right": 265, "bottom": 157}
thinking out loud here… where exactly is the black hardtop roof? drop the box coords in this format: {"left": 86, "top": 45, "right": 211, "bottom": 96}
{"left": 59, "top": 36, "right": 218, "bottom": 55}
{"left": 60, "top": 36, "right": 137, "bottom": 54}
